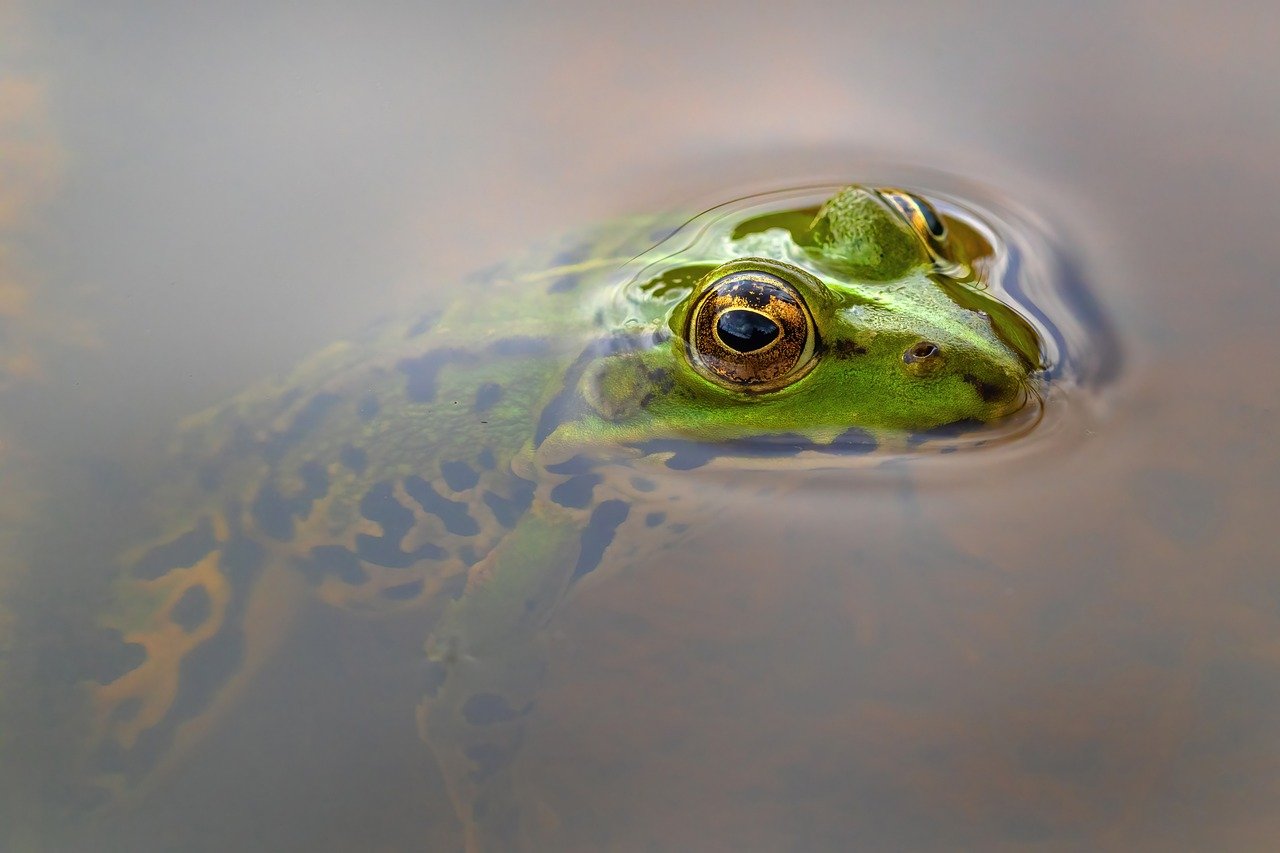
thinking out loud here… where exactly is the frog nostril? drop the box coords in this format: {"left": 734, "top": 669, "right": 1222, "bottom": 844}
{"left": 904, "top": 341, "right": 940, "bottom": 363}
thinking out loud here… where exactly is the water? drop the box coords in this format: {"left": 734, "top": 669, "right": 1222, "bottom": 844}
{"left": 2, "top": 1, "right": 1279, "bottom": 850}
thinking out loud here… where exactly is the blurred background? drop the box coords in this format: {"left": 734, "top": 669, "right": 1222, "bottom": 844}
{"left": 3, "top": 0, "right": 1271, "bottom": 440}
{"left": 2, "top": 1, "right": 1279, "bottom": 850}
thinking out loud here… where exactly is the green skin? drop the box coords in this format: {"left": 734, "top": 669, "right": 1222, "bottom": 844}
{"left": 71, "top": 185, "right": 1037, "bottom": 851}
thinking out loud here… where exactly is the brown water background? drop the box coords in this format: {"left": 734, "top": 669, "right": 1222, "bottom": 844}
{"left": 2, "top": 1, "right": 1279, "bottom": 850}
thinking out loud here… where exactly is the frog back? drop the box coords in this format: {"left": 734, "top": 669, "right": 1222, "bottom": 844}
{"left": 87, "top": 218, "right": 671, "bottom": 787}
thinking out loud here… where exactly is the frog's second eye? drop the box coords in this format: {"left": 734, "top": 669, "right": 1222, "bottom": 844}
{"left": 878, "top": 188, "right": 950, "bottom": 252}
{"left": 688, "top": 269, "right": 817, "bottom": 391}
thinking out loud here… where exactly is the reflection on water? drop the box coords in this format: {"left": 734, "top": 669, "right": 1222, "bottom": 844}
{"left": 2, "top": 1, "right": 1279, "bottom": 851}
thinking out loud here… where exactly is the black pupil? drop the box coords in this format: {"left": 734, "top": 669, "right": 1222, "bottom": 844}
{"left": 717, "top": 309, "right": 780, "bottom": 353}
{"left": 913, "top": 196, "right": 946, "bottom": 237}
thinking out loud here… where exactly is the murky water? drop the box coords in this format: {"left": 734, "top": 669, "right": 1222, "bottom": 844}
{"left": 2, "top": 1, "right": 1279, "bottom": 850}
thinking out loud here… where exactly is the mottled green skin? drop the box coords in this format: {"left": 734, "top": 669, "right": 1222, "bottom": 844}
{"left": 80, "top": 186, "right": 1038, "bottom": 851}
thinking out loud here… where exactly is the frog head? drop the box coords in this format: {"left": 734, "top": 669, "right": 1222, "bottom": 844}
{"left": 541, "top": 184, "right": 1041, "bottom": 455}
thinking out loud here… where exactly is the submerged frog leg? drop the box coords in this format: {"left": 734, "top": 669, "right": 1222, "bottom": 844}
{"left": 418, "top": 497, "right": 628, "bottom": 852}
{"left": 85, "top": 502, "right": 304, "bottom": 797}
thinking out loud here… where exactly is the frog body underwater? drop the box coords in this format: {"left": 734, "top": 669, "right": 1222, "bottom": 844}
{"left": 76, "top": 185, "right": 1041, "bottom": 850}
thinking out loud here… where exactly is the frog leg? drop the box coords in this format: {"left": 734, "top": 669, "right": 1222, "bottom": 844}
{"left": 417, "top": 496, "right": 629, "bottom": 852}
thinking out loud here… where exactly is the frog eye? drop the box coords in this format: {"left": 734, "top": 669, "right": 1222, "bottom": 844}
{"left": 903, "top": 340, "right": 944, "bottom": 375}
{"left": 687, "top": 268, "right": 817, "bottom": 391}
{"left": 878, "top": 188, "right": 950, "bottom": 250}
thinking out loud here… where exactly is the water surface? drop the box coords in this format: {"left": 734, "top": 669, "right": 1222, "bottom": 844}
{"left": 2, "top": 2, "right": 1279, "bottom": 850}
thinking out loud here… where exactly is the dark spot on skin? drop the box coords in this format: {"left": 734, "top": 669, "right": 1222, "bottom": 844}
{"left": 440, "top": 460, "right": 480, "bottom": 492}
{"left": 740, "top": 434, "right": 812, "bottom": 456}
{"left": 458, "top": 544, "right": 479, "bottom": 566}
{"left": 831, "top": 338, "right": 868, "bottom": 356}
{"left": 477, "top": 448, "right": 497, "bottom": 470}
{"left": 251, "top": 461, "right": 330, "bottom": 541}
{"left": 169, "top": 585, "right": 212, "bottom": 632}
{"left": 299, "top": 545, "right": 369, "bottom": 586}
{"left": 629, "top": 439, "right": 720, "bottom": 469}
{"left": 669, "top": 523, "right": 688, "bottom": 535}
{"left": 963, "top": 373, "right": 1007, "bottom": 403}
{"left": 644, "top": 511, "right": 666, "bottom": 528}
{"left": 547, "top": 273, "right": 580, "bottom": 293}
{"left": 422, "top": 660, "right": 447, "bottom": 698}
{"left": 466, "top": 741, "right": 522, "bottom": 783}
{"left": 826, "top": 428, "right": 878, "bottom": 454}
{"left": 382, "top": 580, "right": 425, "bottom": 601}
{"left": 404, "top": 475, "right": 480, "bottom": 536}
{"left": 249, "top": 488, "right": 289, "bottom": 540}
{"left": 355, "top": 481, "right": 447, "bottom": 566}
{"left": 482, "top": 477, "right": 536, "bottom": 528}
{"left": 545, "top": 455, "right": 594, "bottom": 475}
{"left": 630, "top": 476, "right": 656, "bottom": 492}
{"left": 474, "top": 383, "right": 503, "bottom": 413}
{"left": 299, "top": 460, "right": 329, "bottom": 498}
{"left": 656, "top": 442, "right": 716, "bottom": 470}
{"left": 406, "top": 313, "right": 438, "bottom": 338}
{"left": 339, "top": 443, "right": 368, "bottom": 473}
{"left": 228, "top": 423, "right": 256, "bottom": 452}
{"left": 462, "top": 693, "right": 531, "bottom": 726}
{"left": 357, "top": 393, "right": 380, "bottom": 421}
{"left": 94, "top": 743, "right": 127, "bottom": 775}
{"left": 397, "top": 349, "right": 468, "bottom": 404}
{"left": 109, "top": 697, "right": 143, "bottom": 725}
{"left": 550, "top": 474, "right": 601, "bottom": 509}
{"left": 631, "top": 431, "right": 881, "bottom": 467}
{"left": 263, "top": 393, "right": 341, "bottom": 463}
{"left": 219, "top": 526, "right": 265, "bottom": 583}
{"left": 278, "top": 387, "right": 304, "bottom": 408}
{"left": 571, "top": 500, "right": 630, "bottom": 584}
{"left": 908, "top": 419, "right": 984, "bottom": 446}
{"left": 472, "top": 790, "right": 521, "bottom": 850}
{"left": 647, "top": 368, "right": 674, "bottom": 392}
{"left": 551, "top": 243, "right": 591, "bottom": 267}
{"left": 133, "top": 517, "right": 216, "bottom": 580}
{"left": 85, "top": 629, "right": 147, "bottom": 684}
{"left": 534, "top": 387, "right": 579, "bottom": 446}
{"left": 488, "top": 337, "right": 552, "bottom": 358}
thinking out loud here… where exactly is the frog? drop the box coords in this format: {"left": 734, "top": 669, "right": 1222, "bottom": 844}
{"left": 71, "top": 184, "right": 1042, "bottom": 851}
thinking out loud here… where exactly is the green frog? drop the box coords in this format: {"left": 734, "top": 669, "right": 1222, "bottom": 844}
{"left": 78, "top": 184, "right": 1042, "bottom": 850}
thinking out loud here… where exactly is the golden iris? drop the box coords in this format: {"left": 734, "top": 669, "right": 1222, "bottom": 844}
{"left": 687, "top": 269, "right": 816, "bottom": 390}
